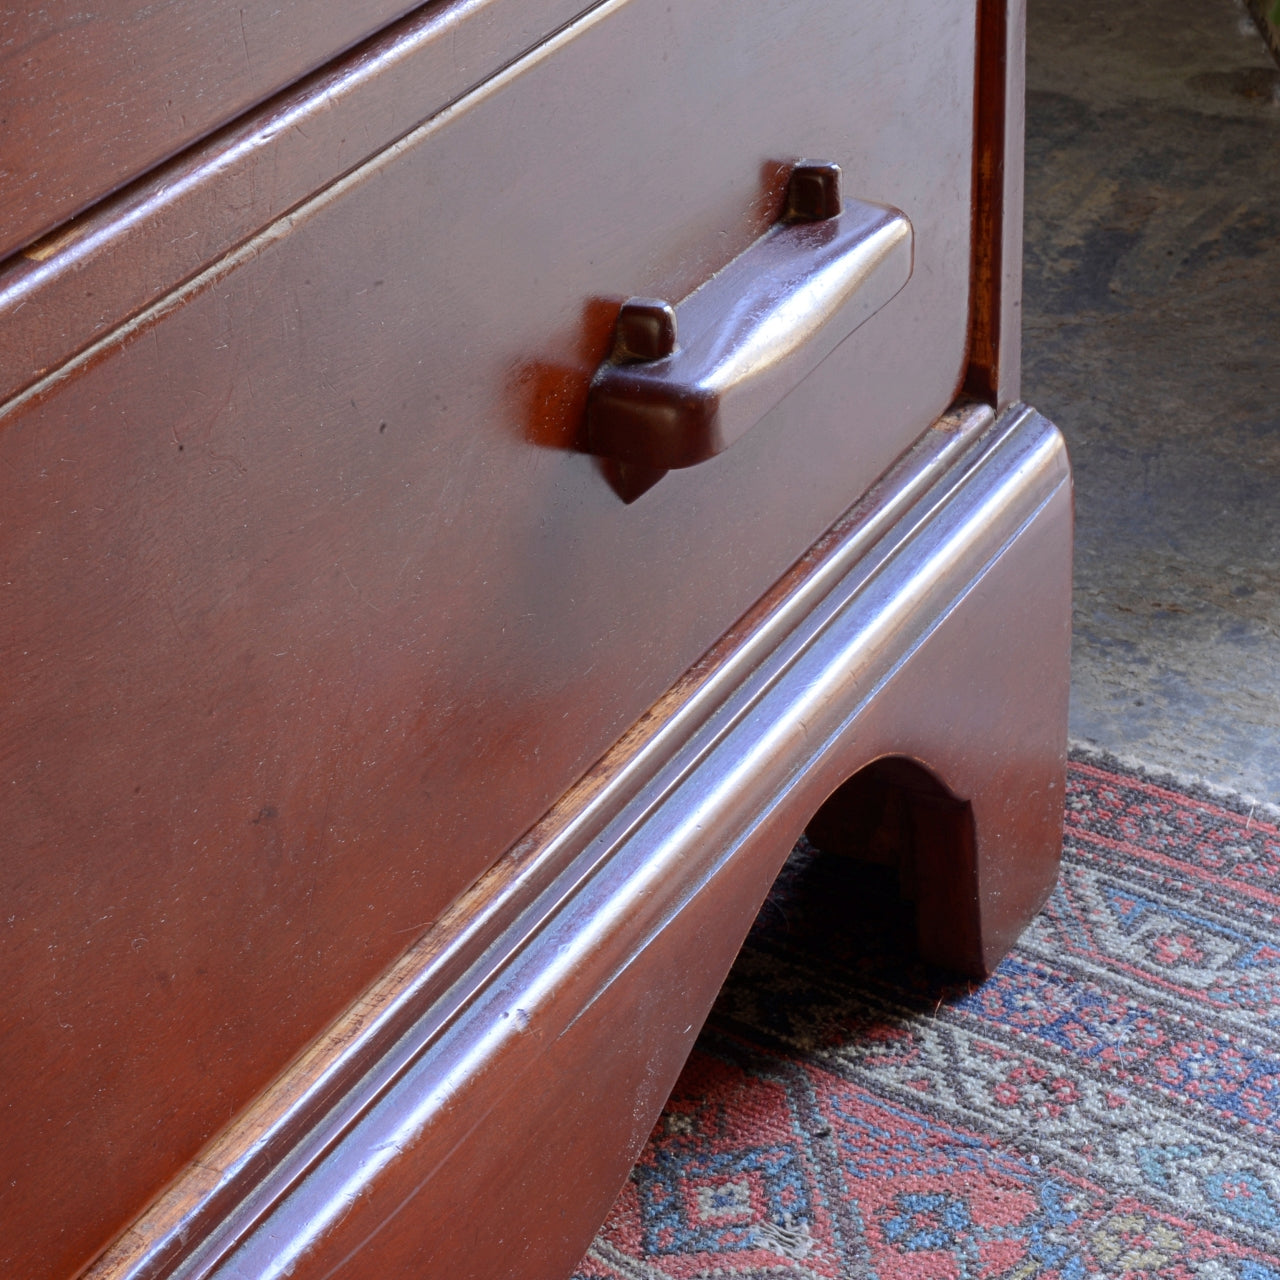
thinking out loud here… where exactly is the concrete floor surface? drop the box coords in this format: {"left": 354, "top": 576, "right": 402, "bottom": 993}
{"left": 1024, "top": 0, "right": 1280, "bottom": 801}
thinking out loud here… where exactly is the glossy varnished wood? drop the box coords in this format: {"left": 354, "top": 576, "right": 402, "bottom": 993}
{"left": 1, "top": 0, "right": 404, "bottom": 259}
{"left": 585, "top": 165, "right": 914, "bottom": 471}
{"left": 0, "top": 0, "right": 604, "bottom": 402}
{"left": 85, "top": 402, "right": 1002, "bottom": 1280}
{"left": 80, "top": 403, "right": 1070, "bottom": 1280}
{"left": 965, "top": 0, "right": 1028, "bottom": 407}
{"left": 0, "top": 1, "right": 978, "bottom": 1275}
{"left": 0, "top": 0, "right": 611, "bottom": 263}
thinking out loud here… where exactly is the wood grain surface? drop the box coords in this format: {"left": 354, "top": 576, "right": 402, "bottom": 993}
{"left": 1, "top": 0, "right": 978, "bottom": 1275}
{"left": 0, "top": 0, "right": 604, "bottom": 404}
{"left": 966, "top": 0, "right": 1027, "bottom": 407}
{"left": 0, "top": 0, "right": 615, "bottom": 262}
{"left": 127, "top": 405, "right": 1070, "bottom": 1280}
{"left": 82, "top": 402, "right": 1001, "bottom": 1280}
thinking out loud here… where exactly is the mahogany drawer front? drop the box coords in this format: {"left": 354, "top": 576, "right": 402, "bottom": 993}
{"left": 0, "top": 1, "right": 975, "bottom": 1275}
{"left": 0, "top": 0, "right": 598, "bottom": 263}
{"left": 2, "top": 0, "right": 402, "bottom": 260}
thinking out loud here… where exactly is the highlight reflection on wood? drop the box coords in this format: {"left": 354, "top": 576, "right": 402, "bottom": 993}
{"left": 586, "top": 163, "right": 913, "bottom": 471}
{"left": 0, "top": 1, "right": 1062, "bottom": 1277}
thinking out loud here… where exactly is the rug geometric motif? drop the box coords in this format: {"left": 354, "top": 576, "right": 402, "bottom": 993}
{"left": 578, "top": 755, "right": 1280, "bottom": 1278}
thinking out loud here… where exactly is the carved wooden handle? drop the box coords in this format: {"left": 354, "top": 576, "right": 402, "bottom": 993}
{"left": 585, "top": 162, "right": 913, "bottom": 471}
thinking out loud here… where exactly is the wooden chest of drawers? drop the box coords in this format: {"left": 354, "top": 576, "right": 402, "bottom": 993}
{"left": 0, "top": 2, "right": 1069, "bottom": 1277}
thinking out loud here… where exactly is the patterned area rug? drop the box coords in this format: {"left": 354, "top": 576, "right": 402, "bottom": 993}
{"left": 578, "top": 754, "right": 1280, "bottom": 1279}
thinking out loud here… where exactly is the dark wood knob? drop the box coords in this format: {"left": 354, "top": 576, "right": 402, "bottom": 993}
{"left": 586, "top": 161, "right": 913, "bottom": 471}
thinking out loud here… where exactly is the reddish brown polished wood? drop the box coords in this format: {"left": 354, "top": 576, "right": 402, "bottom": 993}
{"left": 0, "top": 0, "right": 614, "bottom": 263}
{"left": 2, "top": 0, "right": 403, "bottom": 259}
{"left": 585, "top": 164, "right": 913, "bottom": 470}
{"left": 80, "top": 403, "right": 1068, "bottom": 1280}
{"left": 965, "top": 0, "right": 1028, "bottom": 408}
{"left": 2, "top": 2, "right": 1066, "bottom": 1278}
{"left": 84, "top": 401, "right": 1004, "bottom": 1280}
{"left": 0, "top": 1, "right": 978, "bottom": 1276}
{"left": 0, "top": 0, "right": 608, "bottom": 402}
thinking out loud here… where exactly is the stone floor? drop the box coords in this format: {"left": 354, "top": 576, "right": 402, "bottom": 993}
{"left": 1024, "top": 0, "right": 1280, "bottom": 802}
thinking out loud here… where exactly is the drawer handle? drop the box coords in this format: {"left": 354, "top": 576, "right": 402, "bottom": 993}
{"left": 586, "top": 162, "right": 913, "bottom": 473}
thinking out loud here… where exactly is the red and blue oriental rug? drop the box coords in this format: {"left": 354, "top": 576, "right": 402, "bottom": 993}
{"left": 579, "top": 753, "right": 1280, "bottom": 1279}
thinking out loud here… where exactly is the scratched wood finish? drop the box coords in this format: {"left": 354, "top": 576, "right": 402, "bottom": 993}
{"left": 286, "top": 420, "right": 1070, "bottom": 1280}
{"left": 109, "top": 405, "right": 1069, "bottom": 1280}
{"left": 84, "top": 402, "right": 1001, "bottom": 1280}
{"left": 0, "top": 0, "right": 581, "bottom": 262}
{"left": 0, "top": 0, "right": 978, "bottom": 1275}
{"left": 0, "top": 0, "right": 605, "bottom": 403}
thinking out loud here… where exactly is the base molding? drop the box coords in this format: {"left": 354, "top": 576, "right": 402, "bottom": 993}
{"left": 87, "top": 399, "right": 1071, "bottom": 1280}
